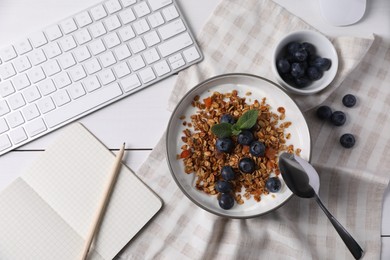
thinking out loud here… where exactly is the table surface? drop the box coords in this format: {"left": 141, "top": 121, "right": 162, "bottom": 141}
{"left": 0, "top": 0, "right": 389, "bottom": 258}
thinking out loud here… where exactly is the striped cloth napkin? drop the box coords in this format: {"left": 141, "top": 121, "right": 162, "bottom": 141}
{"left": 119, "top": 0, "right": 390, "bottom": 259}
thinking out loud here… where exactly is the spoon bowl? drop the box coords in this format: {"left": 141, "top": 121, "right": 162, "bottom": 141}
{"left": 279, "top": 152, "right": 364, "bottom": 259}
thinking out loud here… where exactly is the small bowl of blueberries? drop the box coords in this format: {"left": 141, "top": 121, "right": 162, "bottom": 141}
{"left": 272, "top": 30, "right": 339, "bottom": 95}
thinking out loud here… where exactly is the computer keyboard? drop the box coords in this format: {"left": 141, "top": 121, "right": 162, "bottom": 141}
{"left": 0, "top": 0, "right": 202, "bottom": 155}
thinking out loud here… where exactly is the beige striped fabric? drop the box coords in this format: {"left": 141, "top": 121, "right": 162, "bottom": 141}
{"left": 119, "top": 0, "right": 390, "bottom": 259}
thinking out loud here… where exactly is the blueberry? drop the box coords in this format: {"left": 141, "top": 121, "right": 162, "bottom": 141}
{"left": 249, "top": 141, "right": 265, "bottom": 157}
{"left": 311, "top": 57, "right": 331, "bottom": 71}
{"left": 340, "top": 133, "right": 355, "bottom": 148}
{"left": 237, "top": 130, "right": 254, "bottom": 145}
{"left": 218, "top": 193, "right": 235, "bottom": 210}
{"left": 294, "top": 76, "right": 310, "bottom": 88}
{"left": 221, "top": 166, "right": 236, "bottom": 181}
{"left": 293, "top": 49, "right": 308, "bottom": 62}
{"left": 220, "top": 114, "right": 236, "bottom": 124}
{"left": 316, "top": 105, "right": 332, "bottom": 120}
{"left": 239, "top": 157, "right": 256, "bottom": 173}
{"left": 307, "top": 66, "right": 323, "bottom": 81}
{"left": 216, "top": 138, "right": 234, "bottom": 153}
{"left": 301, "top": 42, "right": 315, "bottom": 56}
{"left": 290, "top": 63, "right": 305, "bottom": 78}
{"left": 330, "top": 111, "right": 346, "bottom": 126}
{"left": 277, "top": 59, "right": 291, "bottom": 74}
{"left": 266, "top": 177, "right": 282, "bottom": 193}
{"left": 342, "top": 94, "right": 356, "bottom": 108}
{"left": 215, "top": 180, "right": 233, "bottom": 193}
{"left": 287, "top": 42, "right": 301, "bottom": 55}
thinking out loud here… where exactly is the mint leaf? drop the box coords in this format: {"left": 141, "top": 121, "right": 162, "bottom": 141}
{"left": 211, "top": 123, "right": 233, "bottom": 138}
{"left": 235, "top": 110, "right": 258, "bottom": 130}
{"left": 231, "top": 124, "right": 242, "bottom": 136}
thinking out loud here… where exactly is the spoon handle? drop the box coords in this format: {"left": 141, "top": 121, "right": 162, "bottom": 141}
{"left": 315, "top": 195, "right": 364, "bottom": 259}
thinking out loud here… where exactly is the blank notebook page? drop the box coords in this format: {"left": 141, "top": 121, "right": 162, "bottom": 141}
{"left": 7, "top": 123, "right": 162, "bottom": 259}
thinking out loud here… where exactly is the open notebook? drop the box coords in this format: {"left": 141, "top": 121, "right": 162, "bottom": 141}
{"left": 0, "top": 123, "right": 162, "bottom": 259}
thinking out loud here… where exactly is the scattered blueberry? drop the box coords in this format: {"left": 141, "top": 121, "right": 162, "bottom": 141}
{"left": 238, "top": 157, "right": 256, "bottom": 173}
{"left": 266, "top": 177, "right": 282, "bottom": 193}
{"left": 342, "top": 94, "right": 356, "bottom": 108}
{"left": 311, "top": 57, "right": 331, "bottom": 71}
{"left": 221, "top": 166, "right": 236, "bottom": 181}
{"left": 216, "top": 138, "right": 234, "bottom": 153}
{"left": 307, "top": 66, "right": 323, "bottom": 80}
{"left": 301, "top": 42, "right": 315, "bottom": 56}
{"left": 249, "top": 141, "right": 266, "bottom": 157}
{"left": 316, "top": 105, "right": 332, "bottom": 120}
{"left": 215, "top": 180, "right": 233, "bottom": 193}
{"left": 218, "top": 193, "right": 235, "bottom": 210}
{"left": 220, "top": 114, "right": 236, "bottom": 124}
{"left": 237, "top": 130, "right": 254, "bottom": 145}
{"left": 293, "top": 49, "right": 308, "bottom": 62}
{"left": 340, "top": 133, "right": 355, "bottom": 148}
{"left": 287, "top": 42, "right": 301, "bottom": 55}
{"left": 277, "top": 59, "right": 291, "bottom": 74}
{"left": 330, "top": 111, "right": 346, "bottom": 126}
{"left": 290, "top": 63, "right": 305, "bottom": 78}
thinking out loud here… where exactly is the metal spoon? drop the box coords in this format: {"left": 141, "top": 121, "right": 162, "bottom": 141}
{"left": 278, "top": 152, "right": 364, "bottom": 259}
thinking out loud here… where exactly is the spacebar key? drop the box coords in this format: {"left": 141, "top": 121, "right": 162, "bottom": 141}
{"left": 44, "top": 83, "right": 123, "bottom": 128}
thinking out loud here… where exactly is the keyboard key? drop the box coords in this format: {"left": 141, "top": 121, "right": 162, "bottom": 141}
{"left": 104, "top": 15, "right": 122, "bottom": 32}
{"left": 128, "top": 38, "right": 146, "bottom": 53}
{"left": 84, "top": 58, "right": 102, "bottom": 74}
{"left": 14, "top": 39, "right": 33, "bottom": 55}
{"left": 139, "top": 67, "right": 156, "bottom": 83}
{"left": 0, "top": 134, "right": 12, "bottom": 151}
{"left": 128, "top": 55, "right": 145, "bottom": 71}
{"left": 114, "top": 45, "right": 131, "bottom": 61}
{"left": 59, "top": 35, "right": 77, "bottom": 52}
{"left": 7, "top": 111, "right": 25, "bottom": 128}
{"left": 29, "top": 31, "right": 48, "bottom": 48}
{"left": 27, "top": 67, "right": 46, "bottom": 83}
{"left": 158, "top": 19, "right": 186, "bottom": 40}
{"left": 83, "top": 75, "right": 101, "bottom": 92}
{"left": 183, "top": 46, "right": 201, "bottom": 62}
{"left": 147, "top": 12, "right": 164, "bottom": 28}
{"left": 118, "top": 9, "right": 136, "bottom": 24}
{"left": 0, "top": 63, "right": 17, "bottom": 80}
{"left": 23, "top": 86, "right": 41, "bottom": 103}
{"left": 120, "top": 0, "right": 136, "bottom": 7}
{"left": 153, "top": 60, "right": 170, "bottom": 76}
{"left": 0, "top": 100, "right": 11, "bottom": 116}
{"left": 45, "top": 25, "right": 63, "bottom": 41}
{"left": 104, "top": 0, "right": 122, "bottom": 14}
{"left": 68, "top": 82, "right": 86, "bottom": 99}
{"left": 38, "top": 96, "right": 56, "bottom": 114}
{"left": 118, "top": 26, "right": 135, "bottom": 41}
{"left": 14, "top": 56, "right": 32, "bottom": 73}
{"left": 113, "top": 62, "right": 131, "bottom": 78}
{"left": 0, "top": 118, "right": 8, "bottom": 134}
{"left": 158, "top": 32, "right": 192, "bottom": 57}
{"left": 60, "top": 18, "right": 78, "bottom": 34}
{"left": 58, "top": 53, "right": 76, "bottom": 69}
{"left": 75, "top": 11, "right": 93, "bottom": 27}
{"left": 133, "top": 19, "right": 150, "bottom": 35}
{"left": 9, "top": 127, "right": 27, "bottom": 144}
{"left": 89, "top": 22, "right": 107, "bottom": 38}
{"left": 8, "top": 92, "right": 26, "bottom": 110}
{"left": 133, "top": 2, "right": 151, "bottom": 18}
{"left": 99, "top": 69, "right": 116, "bottom": 85}
{"left": 120, "top": 74, "right": 141, "bottom": 92}
{"left": 25, "top": 118, "right": 47, "bottom": 137}
{"left": 143, "top": 48, "right": 160, "bottom": 64}
{"left": 89, "top": 39, "right": 106, "bottom": 55}
{"left": 12, "top": 74, "right": 31, "bottom": 91}
{"left": 0, "top": 46, "right": 17, "bottom": 62}
{"left": 43, "top": 42, "right": 62, "bottom": 59}
{"left": 143, "top": 31, "right": 160, "bottom": 47}
{"left": 148, "top": 0, "right": 172, "bottom": 11}
{"left": 53, "top": 89, "right": 71, "bottom": 106}
{"left": 53, "top": 72, "right": 72, "bottom": 89}
{"left": 162, "top": 5, "right": 179, "bottom": 21}
{"left": 73, "top": 46, "right": 91, "bottom": 62}
{"left": 168, "top": 53, "right": 185, "bottom": 69}
{"left": 104, "top": 32, "right": 121, "bottom": 48}
{"left": 44, "top": 83, "right": 122, "bottom": 128}
{"left": 90, "top": 4, "right": 108, "bottom": 21}
{"left": 22, "top": 104, "right": 40, "bottom": 121}
{"left": 28, "top": 49, "right": 47, "bottom": 66}
{"left": 0, "top": 81, "right": 15, "bottom": 97}
{"left": 69, "top": 64, "right": 87, "bottom": 81}
{"left": 100, "top": 51, "right": 117, "bottom": 67}
{"left": 43, "top": 60, "right": 61, "bottom": 77}
{"left": 37, "top": 79, "right": 56, "bottom": 96}
{"left": 74, "top": 29, "right": 92, "bottom": 45}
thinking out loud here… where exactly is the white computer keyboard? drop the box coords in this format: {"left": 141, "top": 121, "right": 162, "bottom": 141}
{"left": 0, "top": 0, "right": 202, "bottom": 155}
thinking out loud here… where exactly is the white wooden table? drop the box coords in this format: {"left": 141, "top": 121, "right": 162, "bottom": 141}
{"left": 0, "top": 0, "right": 389, "bottom": 258}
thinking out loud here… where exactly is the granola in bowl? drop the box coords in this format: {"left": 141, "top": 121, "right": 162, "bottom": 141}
{"left": 166, "top": 74, "right": 311, "bottom": 218}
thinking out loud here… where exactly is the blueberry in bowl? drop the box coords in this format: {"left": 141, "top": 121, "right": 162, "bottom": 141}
{"left": 272, "top": 30, "right": 338, "bottom": 95}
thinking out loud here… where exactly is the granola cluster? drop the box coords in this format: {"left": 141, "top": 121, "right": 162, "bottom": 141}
{"left": 178, "top": 90, "right": 301, "bottom": 204}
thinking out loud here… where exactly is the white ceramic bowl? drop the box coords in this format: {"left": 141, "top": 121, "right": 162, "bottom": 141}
{"left": 272, "top": 30, "right": 339, "bottom": 95}
{"left": 166, "top": 73, "right": 311, "bottom": 218}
